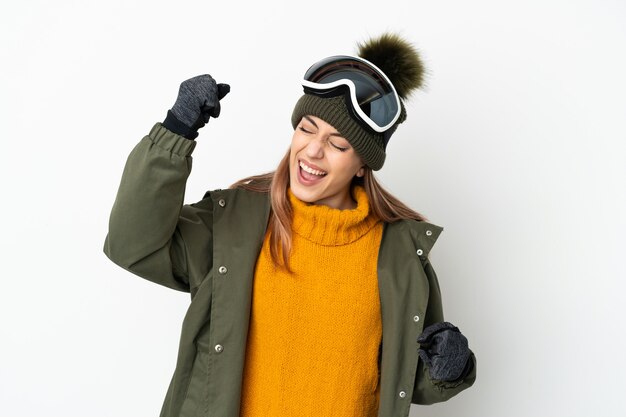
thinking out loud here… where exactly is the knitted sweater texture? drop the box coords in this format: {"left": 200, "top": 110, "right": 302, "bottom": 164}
{"left": 239, "top": 185, "right": 384, "bottom": 417}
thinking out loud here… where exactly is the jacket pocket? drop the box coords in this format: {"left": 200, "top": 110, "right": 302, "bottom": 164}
{"left": 179, "top": 349, "right": 210, "bottom": 417}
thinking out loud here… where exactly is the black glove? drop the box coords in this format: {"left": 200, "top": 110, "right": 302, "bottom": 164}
{"left": 162, "top": 74, "right": 230, "bottom": 140}
{"left": 417, "top": 321, "right": 472, "bottom": 382}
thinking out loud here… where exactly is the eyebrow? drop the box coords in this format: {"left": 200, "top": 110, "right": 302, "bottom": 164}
{"left": 303, "top": 115, "right": 344, "bottom": 138}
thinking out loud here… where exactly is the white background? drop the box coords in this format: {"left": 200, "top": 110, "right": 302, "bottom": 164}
{"left": 1, "top": 0, "right": 625, "bottom": 416}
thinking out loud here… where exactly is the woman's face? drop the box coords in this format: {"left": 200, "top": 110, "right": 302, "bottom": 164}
{"left": 289, "top": 115, "right": 365, "bottom": 210}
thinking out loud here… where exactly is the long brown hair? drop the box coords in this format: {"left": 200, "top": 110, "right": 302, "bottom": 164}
{"left": 230, "top": 148, "right": 427, "bottom": 273}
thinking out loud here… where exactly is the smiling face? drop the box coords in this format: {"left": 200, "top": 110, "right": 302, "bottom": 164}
{"left": 289, "top": 115, "right": 366, "bottom": 210}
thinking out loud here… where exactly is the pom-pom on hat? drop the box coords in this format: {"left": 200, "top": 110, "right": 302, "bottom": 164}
{"left": 291, "top": 32, "right": 425, "bottom": 171}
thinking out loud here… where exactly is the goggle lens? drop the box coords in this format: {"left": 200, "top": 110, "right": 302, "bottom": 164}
{"left": 303, "top": 56, "right": 400, "bottom": 132}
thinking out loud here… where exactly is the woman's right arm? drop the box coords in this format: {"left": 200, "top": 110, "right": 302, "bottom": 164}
{"left": 103, "top": 123, "right": 204, "bottom": 293}
{"left": 103, "top": 75, "right": 229, "bottom": 294}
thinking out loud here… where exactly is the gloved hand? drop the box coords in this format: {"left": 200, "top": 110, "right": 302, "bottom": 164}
{"left": 162, "top": 74, "right": 230, "bottom": 140}
{"left": 417, "top": 321, "right": 472, "bottom": 382}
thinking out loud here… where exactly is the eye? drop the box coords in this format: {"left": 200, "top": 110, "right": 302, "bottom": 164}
{"left": 330, "top": 142, "right": 348, "bottom": 152}
{"left": 299, "top": 126, "right": 312, "bottom": 134}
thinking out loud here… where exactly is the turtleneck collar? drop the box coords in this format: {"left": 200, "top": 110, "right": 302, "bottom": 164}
{"left": 287, "top": 185, "right": 380, "bottom": 246}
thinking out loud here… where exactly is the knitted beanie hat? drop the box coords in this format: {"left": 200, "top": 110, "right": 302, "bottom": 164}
{"left": 291, "top": 33, "right": 426, "bottom": 171}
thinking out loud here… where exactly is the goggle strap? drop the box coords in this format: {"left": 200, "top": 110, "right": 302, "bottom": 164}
{"left": 303, "top": 85, "right": 381, "bottom": 136}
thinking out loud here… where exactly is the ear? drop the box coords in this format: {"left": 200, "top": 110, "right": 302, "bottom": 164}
{"left": 356, "top": 166, "right": 365, "bottom": 178}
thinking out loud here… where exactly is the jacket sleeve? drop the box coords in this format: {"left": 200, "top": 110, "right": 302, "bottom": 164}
{"left": 103, "top": 123, "right": 213, "bottom": 294}
{"left": 412, "top": 258, "right": 477, "bottom": 405}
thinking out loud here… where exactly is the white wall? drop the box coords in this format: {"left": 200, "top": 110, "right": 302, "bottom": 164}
{"left": 1, "top": 0, "right": 625, "bottom": 416}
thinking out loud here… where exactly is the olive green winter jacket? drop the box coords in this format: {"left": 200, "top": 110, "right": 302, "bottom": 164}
{"left": 103, "top": 123, "right": 476, "bottom": 417}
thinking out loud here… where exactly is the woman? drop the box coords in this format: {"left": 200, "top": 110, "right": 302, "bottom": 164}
{"left": 104, "top": 33, "right": 476, "bottom": 417}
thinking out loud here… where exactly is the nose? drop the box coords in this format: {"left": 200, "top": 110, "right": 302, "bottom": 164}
{"left": 304, "top": 134, "right": 325, "bottom": 159}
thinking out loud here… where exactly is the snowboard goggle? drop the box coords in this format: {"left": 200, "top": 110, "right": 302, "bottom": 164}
{"left": 301, "top": 55, "right": 401, "bottom": 133}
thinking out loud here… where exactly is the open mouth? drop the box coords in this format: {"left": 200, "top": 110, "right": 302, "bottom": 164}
{"left": 298, "top": 159, "right": 327, "bottom": 183}
{"left": 299, "top": 160, "right": 327, "bottom": 176}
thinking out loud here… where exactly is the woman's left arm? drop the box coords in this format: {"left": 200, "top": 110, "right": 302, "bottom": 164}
{"left": 412, "top": 259, "right": 477, "bottom": 405}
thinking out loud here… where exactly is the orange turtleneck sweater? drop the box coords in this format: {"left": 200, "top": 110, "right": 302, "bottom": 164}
{"left": 239, "top": 185, "right": 384, "bottom": 417}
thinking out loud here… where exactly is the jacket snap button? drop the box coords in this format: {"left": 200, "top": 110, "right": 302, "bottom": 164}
{"left": 218, "top": 198, "right": 226, "bottom": 207}
{"left": 398, "top": 390, "right": 406, "bottom": 398}
{"left": 413, "top": 315, "right": 420, "bottom": 322}
{"left": 416, "top": 249, "right": 423, "bottom": 256}
{"left": 218, "top": 266, "right": 227, "bottom": 274}
{"left": 426, "top": 230, "right": 432, "bottom": 236}
{"left": 214, "top": 344, "right": 223, "bottom": 353}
